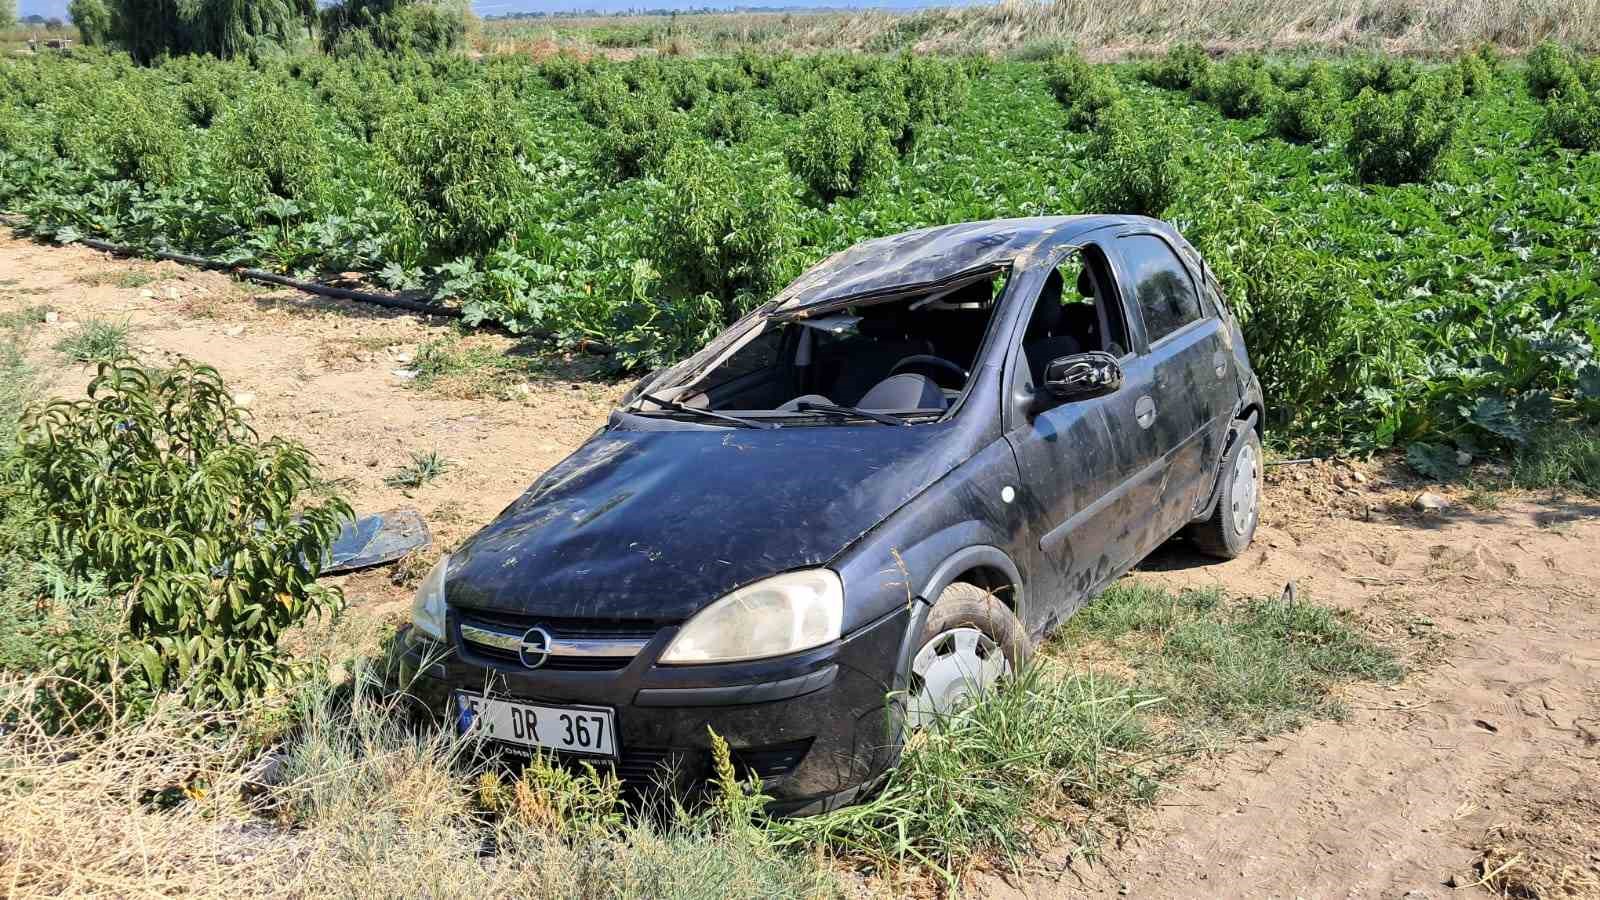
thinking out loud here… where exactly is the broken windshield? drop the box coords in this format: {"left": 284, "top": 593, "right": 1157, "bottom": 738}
{"left": 631, "top": 267, "right": 1010, "bottom": 425}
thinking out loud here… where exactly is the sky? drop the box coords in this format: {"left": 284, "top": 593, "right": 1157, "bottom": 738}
{"left": 16, "top": 0, "right": 972, "bottom": 22}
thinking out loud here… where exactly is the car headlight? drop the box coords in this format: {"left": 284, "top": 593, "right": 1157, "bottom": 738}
{"left": 411, "top": 554, "right": 450, "bottom": 642}
{"left": 661, "top": 569, "right": 843, "bottom": 665}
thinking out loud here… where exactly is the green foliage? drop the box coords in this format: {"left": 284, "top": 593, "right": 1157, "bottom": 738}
{"left": 1142, "top": 43, "right": 1210, "bottom": 90}
{"left": 1340, "top": 54, "right": 1417, "bottom": 98}
{"left": 54, "top": 318, "right": 129, "bottom": 363}
{"left": 321, "top": 0, "right": 466, "bottom": 57}
{"left": 771, "top": 61, "right": 823, "bottom": 114}
{"left": 1542, "top": 80, "right": 1600, "bottom": 151}
{"left": 1197, "top": 54, "right": 1279, "bottom": 119}
{"left": 1079, "top": 102, "right": 1178, "bottom": 217}
{"left": 1346, "top": 74, "right": 1460, "bottom": 185}
{"left": 1526, "top": 40, "right": 1582, "bottom": 101}
{"left": 385, "top": 449, "right": 450, "bottom": 488}
{"left": 784, "top": 91, "right": 892, "bottom": 202}
{"left": 69, "top": 0, "right": 112, "bottom": 44}
{"left": 377, "top": 85, "right": 527, "bottom": 260}
{"left": 1454, "top": 50, "right": 1494, "bottom": 97}
{"left": 1045, "top": 50, "right": 1120, "bottom": 129}
{"left": 207, "top": 78, "right": 331, "bottom": 205}
{"left": 596, "top": 90, "right": 689, "bottom": 180}
{"left": 700, "top": 92, "right": 755, "bottom": 143}
{"left": 1512, "top": 423, "right": 1600, "bottom": 494}
{"left": 1271, "top": 62, "right": 1343, "bottom": 142}
{"left": 83, "top": 0, "right": 309, "bottom": 63}
{"left": 10, "top": 360, "right": 351, "bottom": 713}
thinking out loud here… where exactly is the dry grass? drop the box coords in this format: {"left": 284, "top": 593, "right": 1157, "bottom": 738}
{"left": 482, "top": 0, "right": 1600, "bottom": 58}
{"left": 1472, "top": 777, "right": 1600, "bottom": 899}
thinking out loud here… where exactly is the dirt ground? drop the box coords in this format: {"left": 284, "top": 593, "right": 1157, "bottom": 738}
{"left": 4, "top": 231, "right": 1598, "bottom": 899}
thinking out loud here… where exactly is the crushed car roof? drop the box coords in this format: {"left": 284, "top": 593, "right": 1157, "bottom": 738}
{"left": 771, "top": 214, "right": 1144, "bottom": 312}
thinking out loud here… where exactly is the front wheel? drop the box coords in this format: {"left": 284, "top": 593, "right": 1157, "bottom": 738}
{"left": 904, "top": 582, "right": 1029, "bottom": 730}
{"left": 1187, "top": 420, "right": 1262, "bottom": 559}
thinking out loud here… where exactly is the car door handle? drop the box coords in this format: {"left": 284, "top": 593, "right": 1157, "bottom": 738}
{"left": 1213, "top": 350, "right": 1228, "bottom": 378}
{"left": 1135, "top": 395, "right": 1156, "bottom": 429}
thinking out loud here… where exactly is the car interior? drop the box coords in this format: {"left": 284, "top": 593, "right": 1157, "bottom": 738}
{"left": 649, "top": 253, "right": 1129, "bottom": 421}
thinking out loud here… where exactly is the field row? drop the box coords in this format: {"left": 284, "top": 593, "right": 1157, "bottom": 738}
{"left": 0, "top": 45, "right": 1597, "bottom": 460}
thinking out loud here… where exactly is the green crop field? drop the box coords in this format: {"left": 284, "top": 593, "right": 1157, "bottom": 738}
{"left": 1, "top": 43, "right": 1598, "bottom": 463}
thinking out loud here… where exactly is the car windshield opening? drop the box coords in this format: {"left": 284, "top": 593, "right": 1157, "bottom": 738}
{"left": 635, "top": 269, "right": 1008, "bottom": 424}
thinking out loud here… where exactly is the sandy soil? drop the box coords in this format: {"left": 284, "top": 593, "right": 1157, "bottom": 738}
{"left": 4, "top": 231, "right": 1598, "bottom": 898}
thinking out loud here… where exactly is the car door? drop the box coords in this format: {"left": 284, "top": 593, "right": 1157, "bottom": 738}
{"left": 1001, "top": 245, "right": 1146, "bottom": 634}
{"left": 1108, "top": 231, "right": 1234, "bottom": 545}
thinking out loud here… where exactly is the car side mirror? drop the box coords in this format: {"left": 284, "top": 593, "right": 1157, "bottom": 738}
{"left": 1042, "top": 351, "right": 1123, "bottom": 402}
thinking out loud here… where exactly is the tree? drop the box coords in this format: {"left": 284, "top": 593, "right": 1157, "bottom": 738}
{"left": 321, "top": 0, "right": 466, "bottom": 56}
{"left": 0, "top": 0, "right": 16, "bottom": 32}
{"left": 68, "top": 0, "right": 111, "bottom": 45}
{"left": 67, "top": 0, "right": 305, "bottom": 62}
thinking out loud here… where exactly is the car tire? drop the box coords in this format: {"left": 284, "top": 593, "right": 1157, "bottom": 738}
{"left": 903, "top": 582, "right": 1029, "bottom": 731}
{"left": 1187, "top": 420, "right": 1262, "bottom": 560}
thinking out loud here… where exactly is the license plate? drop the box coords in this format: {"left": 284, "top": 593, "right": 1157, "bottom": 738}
{"left": 454, "top": 691, "right": 616, "bottom": 758}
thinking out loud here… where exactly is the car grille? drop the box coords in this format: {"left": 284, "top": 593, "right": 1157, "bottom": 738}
{"left": 454, "top": 608, "right": 661, "bottom": 672}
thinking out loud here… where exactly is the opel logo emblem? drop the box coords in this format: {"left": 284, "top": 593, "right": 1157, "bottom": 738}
{"left": 517, "top": 626, "right": 553, "bottom": 669}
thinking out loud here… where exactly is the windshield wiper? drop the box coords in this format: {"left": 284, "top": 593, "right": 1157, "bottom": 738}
{"left": 792, "top": 401, "right": 912, "bottom": 427}
{"left": 636, "top": 393, "right": 775, "bottom": 430}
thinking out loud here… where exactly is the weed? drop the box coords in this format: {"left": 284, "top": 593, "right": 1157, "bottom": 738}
{"left": 385, "top": 449, "right": 450, "bottom": 489}
{"left": 53, "top": 318, "right": 129, "bottom": 362}
{"left": 1198, "top": 54, "right": 1278, "bottom": 119}
{"left": 1046, "top": 50, "right": 1120, "bottom": 129}
{"left": 1079, "top": 102, "right": 1179, "bottom": 217}
{"left": 1142, "top": 43, "right": 1210, "bottom": 91}
{"left": 1271, "top": 62, "right": 1343, "bottom": 142}
{"left": 1347, "top": 74, "right": 1460, "bottom": 185}
{"left": 1512, "top": 423, "right": 1600, "bottom": 494}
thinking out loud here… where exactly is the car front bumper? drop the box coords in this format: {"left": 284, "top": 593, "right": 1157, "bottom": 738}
{"left": 393, "top": 604, "right": 910, "bottom": 814}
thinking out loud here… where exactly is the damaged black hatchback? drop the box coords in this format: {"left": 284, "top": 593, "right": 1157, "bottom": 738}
{"left": 397, "top": 215, "right": 1265, "bottom": 814}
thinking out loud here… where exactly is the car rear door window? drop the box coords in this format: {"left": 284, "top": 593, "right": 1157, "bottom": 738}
{"left": 1120, "top": 235, "right": 1204, "bottom": 344}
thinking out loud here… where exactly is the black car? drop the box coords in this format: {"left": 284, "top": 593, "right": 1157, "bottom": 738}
{"left": 397, "top": 215, "right": 1265, "bottom": 814}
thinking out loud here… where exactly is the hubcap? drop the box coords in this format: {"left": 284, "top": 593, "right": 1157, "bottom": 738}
{"left": 1230, "top": 442, "right": 1260, "bottom": 535}
{"left": 906, "top": 627, "right": 1011, "bottom": 730}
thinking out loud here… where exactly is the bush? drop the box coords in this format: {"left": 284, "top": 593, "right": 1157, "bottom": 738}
{"left": 1455, "top": 51, "right": 1494, "bottom": 98}
{"left": 1527, "top": 40, "right": 1581, "bottom": 101}
{"left": 1079, "top": 102, "right": 1179, "bottom": 218}
{"left": 1340, "top": 55, "right": 1417, "bottom": 98}
{"left": 1543, "top": 81, "right": 1600, "bottom": 150}
{"left": 1045, "top": 51, "right": 1120, "bottom": 130}
{"left": 1142, "top": 43, "right": 1210, "bottom": 90}
{"left": 321, "top": 0, "right": 466, "bottom": 56}
{"left": 784, "top": 91, "right": 892, "bottom": 202}
{"left": 207, "top": 80, "right": 331, "bottom": 205}
{"left": 771, "top": 61, "right": 824, "bottom": 114}
{"left": 596, "top": 90, "right": 689, "bottom": 180}
{"left": 70, "top": 84, "right": 192, "bottom": 187}
{"left": 377, "top": 86, "right": 527, "bottom": 260}
{"left": 1346, "top": 75, "right": 1460, "bottom": 185}
{"left": 701, "top": 93, "right": 755, "bottom": 143}
{"left": 1271, "top": 62, "right": 1343, "bottom": 143}
{"left": 9, "top": 359, "right": 351, "bottom": 715}
{"left": 1198, "top": 55, "right": 1278, "bottom": 119}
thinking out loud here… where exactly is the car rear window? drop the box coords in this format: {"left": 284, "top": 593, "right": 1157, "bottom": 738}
{"left": 1121, "top": 235, "right": 1204, "bottom": 344}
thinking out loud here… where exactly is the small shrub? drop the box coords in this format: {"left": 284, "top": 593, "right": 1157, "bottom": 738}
{"left": 1143, "top": 42, "right": 1210, "bottom": 90}
{"left": 1199, "top": 55, "right": 1279, "bottom": 119}
{"left": 1271, "top": 62, "right": 1343, "bottom": 143}
{"left": 207, "top": 80, "right": 331, "bottom": 205}
{"left": 1526, "top": 40, "right": 1580, "bottom": 101}
{"left": 771, "top": 61, "right": 824, "bottom": 114}
{"left": 784, "top": 91, "right": 892, "bottom": 202}
{"left": 1340, "top": 54, "right": 1417, "bottom": 98}
{"left": 596, "top": 91, "right": 689, "bottom": 180}
{"left": 1455, "top": 51, "right": 1494, "bottom": 97}
{"left": 701, "top": 93, "right": 755, "bottom": 143}
{"left": 1346, "top": 75, "right": 1460, "bottom": 186}
{"left": 11, "top": 360, "right": 351, "bottom": 714}
{"left": 1046, "top": 51, "right": 1120, "bottom": 130}
{"left": 1079, "top": 102, "right": 1179, "bottom": 218}
{"left": 1543, "top": 81, "right": 1600, "bottom": 150}
{"left": 377, "top": 86, "right": 528, "bottom": 260}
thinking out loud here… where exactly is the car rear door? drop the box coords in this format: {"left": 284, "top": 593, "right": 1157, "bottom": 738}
{"left": 1108, "top": 231, "right": 1235, "bottom": 543}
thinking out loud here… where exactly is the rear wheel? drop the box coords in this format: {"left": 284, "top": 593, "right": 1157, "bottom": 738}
{"left": 904, "top": 582, "right": 1028, "bottom": 730}
{"left": 1187, "top": 420, "right": 1262, "bottom": 559}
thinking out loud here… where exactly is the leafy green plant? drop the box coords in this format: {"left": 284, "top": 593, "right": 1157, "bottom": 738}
{"left": 1142, "top": 43, "right": 1210, "bottom": 90}
{"left": 1045, "top": 50, "right": 1120, "bottom": 129}
{"left": 1346, "top": 75, "right": 1460, "bottom": 185}
{"left": 377, "top": 86, "right": 527, "bottom": 260}
{"left": 1526, "top": 40, "right": 1583, "bottom": 101}
{"left": 1543, "top": 80, "right": 1600, "bottom": 151}
{"left": 1197, "top": 54, "right": 1279, "bottom": 119}
{"left": 11, "top": 359, "right": 351, "bottom": 713}
{"left": 784, "top": 91, "right": 892, "bottom": 202}
{"left": 596, "top": 90, "right": 689, "bottom": 180}
{"left": 207, "top": 79, "right": 331, "bottom": 206}
{"left": 1271, "top": 62, "right": 1343, "bottom": 142}
{"left": 1079, "top": 102, "right": 1178, "bottom": 217}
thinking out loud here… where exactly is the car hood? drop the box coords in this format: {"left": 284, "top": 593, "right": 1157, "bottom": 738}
{"left": 446, "top": 419, "right": 969, "bottom": 623}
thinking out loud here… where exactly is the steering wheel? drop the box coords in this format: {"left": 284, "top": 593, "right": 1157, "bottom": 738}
{"left": 889, "top": 354, "right": 969, "bottom": 389}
